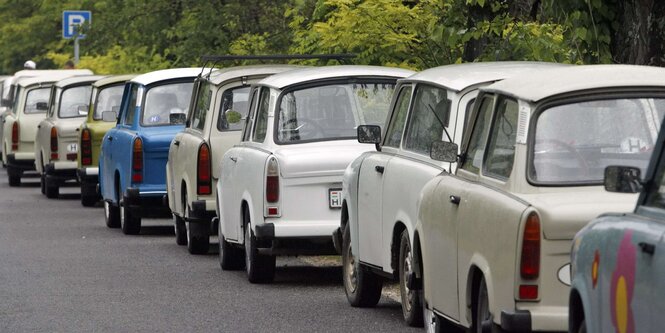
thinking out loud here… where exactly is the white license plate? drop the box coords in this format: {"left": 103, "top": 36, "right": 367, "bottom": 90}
{"left": 329, "top": 188, "right": 342, "bottom": 208}
{"left": 67, "top": 143, "right": 78, "bottom": 153}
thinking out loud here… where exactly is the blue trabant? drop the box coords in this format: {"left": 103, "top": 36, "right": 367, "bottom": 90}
{"left": 99, "top": 68, "right": 199, "bottom": 234}
{"left": 569, "top": 112, "right": 665, "bottom": 332}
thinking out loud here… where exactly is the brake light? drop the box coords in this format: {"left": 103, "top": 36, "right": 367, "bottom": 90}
{"left": 132, "top": 137, "right": 143, "bottom": 183}
{"left": 11, "top": 122, "right": 18, "bottom": 151}
{"left": 197, "top": 143, "right": 211, "bottom": 195}
{"left": 266, "top": 157, "right": 279, "bottom": 203}
{"left": 50, "top": 127, "right": 58, "bottom": 160}
{"left": 80, "top": 128, "right": 92, "bottom": 165}
{"left": 520, "top": 212, "right": 541, "bottom": 280}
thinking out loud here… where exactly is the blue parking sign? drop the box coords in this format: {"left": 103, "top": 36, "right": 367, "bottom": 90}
{"left": 63, "top": 11, "right": 91, "bottom": 39}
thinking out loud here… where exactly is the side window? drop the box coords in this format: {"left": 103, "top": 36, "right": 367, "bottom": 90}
{"left": 252, "top": 88, "right": 271, "bottom": 142}
{"left": 123, "top": 85, "right": 139, "bottom": 126}
{"left": 484, "top": 98, "right": 519, "bottom": 179}
{"left": 383, "top": 85, "right": 412, "bottom": 148}
{"left": 242, "top": 88, "right": 259, "bottom": 142}
{"left": 190, "top": 82, "right": 212, "bottom": 131}
{"left": 460, "top": 96, "right": 494, "bottom": 173}
{"left": 218, "top": 86, "right": 251, "bottom": 131}
{"left": 403, "top": 85, "right": 448, "bottom": 155}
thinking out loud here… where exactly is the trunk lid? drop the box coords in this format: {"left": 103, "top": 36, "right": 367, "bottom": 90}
{"left": 273, "top": 140, "right": 374, "bottom": 179}
{"left": 56, "top": 118, "right": 86, "bottom": 139}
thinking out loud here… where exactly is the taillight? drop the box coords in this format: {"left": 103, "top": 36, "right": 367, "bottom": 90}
{"left": 132, "top": 137, "right": 143, "bottom": 183}
{"left": 197, "top": 143, "right": 211, "bottom": 195}
{"left": 80, "top": 128, "right": 92, "bottom": 165}
{"left": 11, "top": 122, "right": 18, "bottom": 151}
{"left": 520, "top": 212, "right": 541, "bottom": 280}
{"left": 266, "top": 157, "right": 279, "bottom": 203}
{"left": 50, "top": 127, "right": 58, "bottom": 160}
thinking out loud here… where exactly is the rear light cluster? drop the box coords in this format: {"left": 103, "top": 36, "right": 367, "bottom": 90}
{"left": 80, "top": 128, "right": 93, "bottom": 165}
{"left": 519, "top": 212, "right": 541, "bottom": 300}
{"left": 11, "top": 122, "right": 18, "bottom": 151}
{"left": 50, "top": 127, "right": 58, "bottom": 160}
{"left": 197, "top": 143, "right": 211, "bottom": 195}
{"left": 131, "top": 138, "right": 143, "bottom": 183}
{"left": 265, "top": 157, "right": 279, "bottom": 216}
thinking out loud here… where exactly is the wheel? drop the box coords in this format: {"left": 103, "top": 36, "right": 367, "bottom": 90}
{"left": 40, "top": 174, "right": 46, "bottom": 194}
{"left": 45, "top": 177, "right": 59, "bottom": 199}
{"left": 219, "top": 232, "right": 245, "bottom": 270}
{"left": 399, "top": 230, "right": 424, "bottom": 326}
{"left": 472, "top": 276, "right": 492, "bottom": 333}
{"left": 7, "top": 167, "right": 20, "bottom": 187}
{"left": 186, "top": 221, "right": 210, "bottom": 255}
{"left": 80, "top": 183, "right": 98, "bottom": 207}
{"left": 244, "top": 219, "right": 276, "bottom": 283}
{"left": 173, "top": 214, "right": 187, "bottom": 246}
{"left": 342, "top": 223, "right": 383, "bottom": 307}
{"left": 120, "top": 197, "right": 141, "bottom": 235}
{"left": 104, "top": 200, "right": 120, "bottom": 228}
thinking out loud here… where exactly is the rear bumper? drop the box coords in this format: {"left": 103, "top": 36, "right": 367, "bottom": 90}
{"left": 254, "top": 221, "right": 338, "bottom": 256}
{"left": 124, "top": 187, "right": 171, "bottom": 218}
{"left": 501, "top": 304, "right": 567, "bottom": 332}
{"left": 186, "top": 200, "right": 216, "bottom": 224}
{"left": 45, "top": 163, "right": 78, "bottom": 184}
{"left": 7, "top": 153, "right": 35, "bottom": 171}
{"left": 77, "top": 167, "right": 99, "bottom": 183}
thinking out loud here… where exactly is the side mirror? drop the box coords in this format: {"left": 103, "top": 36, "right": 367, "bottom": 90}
{"left": 357, "top": 125, "right": 381, "bottom": 144}
{"left": 169, "top": 113, "right": 187, "bottom": 125}
{"left": 78, "top": 104, "right": 89, "bottom": 115}
{"left": 36, "top": 102, "right": 49, "bottom": 111}
{"left": 225, "top": 110, "right": 242, "bottom": 124}
{"left": 101, "top": 110, "right": 117, "bottom": 122}
{"left": 430, "top": 141, "right": 458, "bottom": 163}
{"left": 604, "top": 165, "right": 642, "bottom": 193}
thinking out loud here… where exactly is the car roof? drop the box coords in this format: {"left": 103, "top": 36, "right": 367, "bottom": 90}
{"left": 403, "top": 61, "right": 566, "bottom": 92}
{"left": 11, "top": 69, "right": 94, "bottom": 79}
{"left": 55, "top": 75, "right": 108, "bottom": 88}
{"left": 257, "top": 65, "right": 415, "bottom": 89}
{"left": 482, "top": 64, "right": 665, "bottom": 102}
{"left": 93, "top": 74, "right": 138, "bottom": 88}
{"left": 205, "top": 65, "right": 304, "bottom": 86}
{"left": 16, "top": 70, "right": 96, "bottom": 87}
{"left": 131, "top": 68, "right": 203, "bottom": 86}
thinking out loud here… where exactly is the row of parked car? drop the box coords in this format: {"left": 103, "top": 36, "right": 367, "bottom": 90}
{"left": 1, "top": 61, "right": 663, "bottom": 332}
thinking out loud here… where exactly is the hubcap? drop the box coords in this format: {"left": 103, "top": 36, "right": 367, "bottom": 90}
{"left": 425, "top": 308, "right": 437, "bottom": 333}
{"left": 402, "top": 246, "right": 414, "bottom": 311}
{"left": 104, "top": 202, "right": 109, "bottom": 219}
{"left": 120, "top": 202, "right": 125, "bottom": 225}
{"left": 344, "top": 242, "right": 358, "bottom": 293}
{"left": 245, "top": 225, "right": 251, "bottom": 271}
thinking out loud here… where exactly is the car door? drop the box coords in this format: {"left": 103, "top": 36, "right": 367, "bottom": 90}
{"left": 220, "top": 87, "right": 259, "bottom": 242}
{"left": 356, "top": 85, "right": 412, "bottom": 265}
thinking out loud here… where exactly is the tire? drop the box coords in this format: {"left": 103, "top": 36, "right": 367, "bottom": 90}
{"left": 40, "top": 174, "right": 46, "bottom": 194}
{"left": 7, "top": 167, "right": 20, "bottom": 187}
{"left": 342, "top": 223, "right": 383, "bottom": 307}
{"left": 45, "top": 176, "right": 59, "bottom": 199}
{"left": 120, "top": 197, "right": 141, "bottom": 235}
{"left": 187, "top": 221, "right": 210, "bottom": 255}
{"left": 472, "top": 276, "right": 492, "bottom": 333}
{"left": 104, "top": 200, "right": 120, "bottom": 228}
{"left": 173, "top": 214, "right": 187, "bottom": 246}
{"left": 80, "top": 183, "right": 98, "bottom": 207}
{"left": 399, "top": 230, "right": 424, "bottom": 326}
{"left": 244, "top": 219, "right": 276, "bottom": 283}
{"left": 220, "top": 232, "right": 245, "bottom": 270}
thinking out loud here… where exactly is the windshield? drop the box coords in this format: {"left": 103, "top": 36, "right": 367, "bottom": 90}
{"left": 58, "top": 85, "right": 92, "bottom": 118}
{"left": 24, "top": 87, "right": 51, "bottom": 114}
{"left": 276, "top": 81, "right": 395, "bottom": 143}
{"left": 141, "top": 82, "right": 193, "bottom": 126}
{"left": 93, "top": 84, "right": 124, "bottom": 121}
{"left": 531, "top": 97, "right": 665, "bottom": 184}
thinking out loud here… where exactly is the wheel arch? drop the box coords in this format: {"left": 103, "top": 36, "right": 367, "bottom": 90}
{"left": 569, "top": 287, "right": 585, "bottom": 333}
{"left": 390, "top": 221, "right": 408, "bottom": 275}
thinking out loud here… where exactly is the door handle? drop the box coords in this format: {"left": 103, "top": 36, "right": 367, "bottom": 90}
{"left": 37, "top": 125, "right": 41, "bottom": 128}
{"left": 229, "top": 156, "right": 237, "bottom": 162}
{"left": 76, "top": 128, "right": 80, "bottom": 132}
{"left": 639, "top": 242, "right": 656, "bottom": 255}
{"left": 449, "top": 195, "right": 461, "bottom": 205}
{"left": 173, "top": 140, "right": 180, "bottom": 146}
{"left": 375, "top": 165, "right": 384, "bottom": 174}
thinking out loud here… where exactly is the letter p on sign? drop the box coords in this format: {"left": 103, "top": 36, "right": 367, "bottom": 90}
{"left": 62, "top": 11, "right": 91, "bottom": 39}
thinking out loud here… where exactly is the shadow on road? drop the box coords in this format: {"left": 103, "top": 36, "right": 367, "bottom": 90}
{"left": 58, "top": 193, "right": 81, "bottom": 200}
{"left": 273, "top": 265, "right": 342, "bottom": 286}
{"left": 139, "top": 225, "right": 175, "bottom": 236}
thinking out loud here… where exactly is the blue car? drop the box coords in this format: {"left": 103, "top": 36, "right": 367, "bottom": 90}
{"left": 100, "top": 68, "right": 199, "bottom": 234}
{"left": 569, "top": 109, "right": 665, "bottom": 333}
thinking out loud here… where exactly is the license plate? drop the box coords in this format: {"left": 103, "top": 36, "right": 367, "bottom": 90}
{"left": 329, "top": 188, "right": 342, "bottom": 208}
{"left": 67, "top": 143, "right": 78, "bottom": 153}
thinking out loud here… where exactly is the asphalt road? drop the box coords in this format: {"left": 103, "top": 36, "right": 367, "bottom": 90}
{"left": 0, "top": 168, "right": 418, "bottom": 332}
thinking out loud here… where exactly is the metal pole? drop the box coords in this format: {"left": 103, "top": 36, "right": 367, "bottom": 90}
{"left": 74, "top": 36, "right": 79, "bottom": 65}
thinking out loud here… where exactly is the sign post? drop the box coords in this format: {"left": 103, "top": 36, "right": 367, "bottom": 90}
{"left": 62, "top": 11, "right": 91, "bottom": 65}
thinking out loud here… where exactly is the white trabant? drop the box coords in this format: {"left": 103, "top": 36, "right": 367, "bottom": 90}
{"left": 35, "top": 75, "right": 106, "bottom": 198}
{"left": 216, "top": 65, "right": 414, "bottom": 283}
{"left": 336, "top": 62, "right": 564, "bottom": 326}
{"left": 2, "top": 71, "right": 93, "bottom": 186}
{"left": 166, "top": 65, "right": 300, "bottom": 255}
{"left": 416, "top": 65, "right": 665, "bottom": 332}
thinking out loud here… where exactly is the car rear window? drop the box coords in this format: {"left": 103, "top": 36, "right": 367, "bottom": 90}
{"left": 24, "top": 87, "right": 51, "bottom": 114}
{"left": 141, "top": 81, "right": 193, "bottom": 126}
{"left": 93, "top": 84, "right": 124, "bottom": 121}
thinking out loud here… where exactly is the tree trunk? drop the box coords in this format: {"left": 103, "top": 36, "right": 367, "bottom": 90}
{"left": 610, "top": 0, "right": 664, "bottom": 65}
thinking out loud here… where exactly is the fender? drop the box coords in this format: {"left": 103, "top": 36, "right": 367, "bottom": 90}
{"left": 463, "top": 255, "right": 494, "bottom": 328}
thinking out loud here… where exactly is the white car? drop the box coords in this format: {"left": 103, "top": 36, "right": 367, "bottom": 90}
{"left": 166, "top": 65, "right": 300, "bottom": 254}
{"left": 416, "top": 65, "right": 665, "bottom": 332}
{"left": 335, "top": 62, "right": 564, "bottom": 326}
{"left": 216, "top": 65, "right": 414, "bottom": 283}
{"left": 35, "top": 75, "right": 105, "bottom": 198}
{"left": 2, "top": 71, "right": 93, "bottom": 186}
